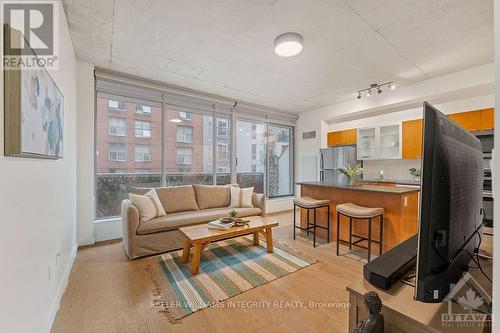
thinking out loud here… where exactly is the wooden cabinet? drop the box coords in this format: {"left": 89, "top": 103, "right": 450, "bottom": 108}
{"left": 448, "top": 109, "right": 494, "bottom": 131}
{"left": 327, "top": 131, "right": 342, "bottom": 146}
{"left": 480, "top": 108, "right": 494, "bottom": 131}
{"left": 448, "top": 110, "right": 481, "bottom": 131}
{"left": 402, "top": 119, "right": 423, "bottom": 159}
{"left": 327, "top": 129, "right": 357, "bottom": 146}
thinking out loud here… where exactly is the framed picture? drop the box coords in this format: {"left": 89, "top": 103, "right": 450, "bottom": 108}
{"left": 4, "top": 24, "right": 63, "bottom": 159}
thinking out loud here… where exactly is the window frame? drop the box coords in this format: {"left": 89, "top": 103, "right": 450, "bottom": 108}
{"left": 176, "top": 125, "right": 194, "bottom": 144}
{"left": 108, "top": 117, "right": 127, "bottom": 137}
{"left": 108, "top": 99, "right": 126, "bottom": 111}
{"left": 176, "top": 147, "right": 193, "bottom": 165}
{"left": 134, "top": 144, "right": 151, "bottom": 162}
{"left": 134, "top": 120, "right": 152, "bottom": 138}
{"left": 108, "top": 143, "right": 127, "bottom": 162}
{"left": 136, "top": 104, "right": 152, "bottom": 115}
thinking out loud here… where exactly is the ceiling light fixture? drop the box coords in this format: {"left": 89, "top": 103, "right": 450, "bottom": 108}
{"left": 274, "top": 32, "right": 303, "bottom": 57}
{"left": 355, "top": 81, "right": 395, "bottom": 100}
{"left": 170, "top": 119, "right": 182, "bottom": 123}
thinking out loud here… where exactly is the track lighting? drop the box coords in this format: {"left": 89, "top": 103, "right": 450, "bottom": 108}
{"left": 355, "top": 82, "right": 394, "bottom": 100}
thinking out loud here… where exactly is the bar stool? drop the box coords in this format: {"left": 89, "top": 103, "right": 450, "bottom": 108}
{"left": 293, "top": 197, "right": 330, "bottom": 247}
{"left": 336, "top": 203, "right": 384, "bottom": 262}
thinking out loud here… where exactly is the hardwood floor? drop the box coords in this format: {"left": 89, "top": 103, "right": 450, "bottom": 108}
{"left": 51, "top": 211, "right": 364, "bottom": 333}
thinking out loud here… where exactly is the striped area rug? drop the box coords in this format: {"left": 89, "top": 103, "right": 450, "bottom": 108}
{"left": 148, "top": 236, "right": 316, "bottom": 322}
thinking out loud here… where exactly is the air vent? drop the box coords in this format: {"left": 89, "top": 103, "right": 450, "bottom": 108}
{"left": 302, "top": 131, "right": 316, "bottom": 140}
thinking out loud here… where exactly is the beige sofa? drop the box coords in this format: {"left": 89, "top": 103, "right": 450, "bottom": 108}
{"left": 121, "top": 184, "right": 265, "bottom": 259}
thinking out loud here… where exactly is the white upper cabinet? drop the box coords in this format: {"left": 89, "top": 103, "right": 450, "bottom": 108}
{"left": 357, "top": 123, "right": 402, "bottom": 160}
{"left": 357, "top": 127, "right": 378, "bottom": 160}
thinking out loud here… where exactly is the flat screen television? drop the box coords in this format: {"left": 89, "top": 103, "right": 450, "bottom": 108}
{"left": 415, "top": 102, "right": 484, "bottom": 302}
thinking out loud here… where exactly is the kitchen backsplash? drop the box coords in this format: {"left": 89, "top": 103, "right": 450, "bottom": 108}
{"left": 362, "top": 159, "right": 422, "bottom": 182}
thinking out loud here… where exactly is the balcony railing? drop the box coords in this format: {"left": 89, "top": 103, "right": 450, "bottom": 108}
{"left": 95, "top": 172, "right": 264, "bottom": 219}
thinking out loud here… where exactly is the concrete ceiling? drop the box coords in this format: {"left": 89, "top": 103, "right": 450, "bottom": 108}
{"left": 63, "top": 0, "right": 493, "bottom": 114}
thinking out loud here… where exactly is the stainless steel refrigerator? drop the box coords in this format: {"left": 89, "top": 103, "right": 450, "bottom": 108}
{"left": 320, "top": 145, "right": 359, "bottom": 183}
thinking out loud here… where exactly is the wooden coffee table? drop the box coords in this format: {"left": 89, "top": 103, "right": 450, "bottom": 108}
{"left": 179, "top": 216, "right": 279, "bottom": 274}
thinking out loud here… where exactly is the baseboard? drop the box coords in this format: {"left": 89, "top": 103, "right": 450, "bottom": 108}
{"left": 44, "top": 243, "right": 78, "bottom": 333}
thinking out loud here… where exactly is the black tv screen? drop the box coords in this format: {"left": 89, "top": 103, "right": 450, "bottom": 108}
{"left": 415, "top": 102, "right": 483, "bottom": 302}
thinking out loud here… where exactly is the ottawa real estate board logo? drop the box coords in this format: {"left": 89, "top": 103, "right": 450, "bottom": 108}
{"left": 2, "top": 0, "right": 59, "bottom": 70}
{"left": 441, "top": 272, "right": 492, "bottom": 329}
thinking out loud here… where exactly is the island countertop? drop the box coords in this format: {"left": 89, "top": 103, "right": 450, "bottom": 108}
{"left": 297, "top": 181, "right": 419, "bottom": 252}
{"left": 296, "top": 181, "right": 420, "bottom": 194}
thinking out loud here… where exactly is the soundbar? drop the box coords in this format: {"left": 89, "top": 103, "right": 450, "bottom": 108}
{"left": 363, "top": 235, "right": 418, "bottom": 290}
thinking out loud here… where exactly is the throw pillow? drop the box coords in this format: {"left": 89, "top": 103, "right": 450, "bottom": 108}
{"left": 145, "top": 189, "right": 166, "bottom": 217}
{"left": 129, "top": 193, "right": 157, "bottom": 222}
{"left": 230, "top": 186, "right": 254, "bottom": 208}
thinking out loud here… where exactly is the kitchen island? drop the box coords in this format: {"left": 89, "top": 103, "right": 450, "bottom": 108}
{"left": 297, "top": 181, "right": 419, "bottom": 252}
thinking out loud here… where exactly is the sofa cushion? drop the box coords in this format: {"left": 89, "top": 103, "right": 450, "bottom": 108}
{"left": 230, "top": 186, "right": 254, "bottom": 208}
{"left": 155, "top": 186, "right": 199, "bottom": 213}
{"left": 129, "top": 193, "right": 157, "bottom": 222}
{"left": 136, "top": 207, "right": 262, "bottom": 235}
{"left": 193, "top": 184, "right": 231, "bottom": 209}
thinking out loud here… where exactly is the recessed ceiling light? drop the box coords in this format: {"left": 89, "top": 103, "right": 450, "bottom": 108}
{"left": 274, "top": 32, "right": 303, "bottom": 57}
{"left": 170, "top": 119, "right": 182, "bottom": 123}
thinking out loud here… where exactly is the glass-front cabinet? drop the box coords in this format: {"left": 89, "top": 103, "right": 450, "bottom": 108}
{"left": 379, "top": 124, "right": 402, "bottom": 159}
{"left": 357, "top": 127, "right": 377, "bottom": 159}
{"left": 357, "top": 123, "right": 402, "bottom": 160}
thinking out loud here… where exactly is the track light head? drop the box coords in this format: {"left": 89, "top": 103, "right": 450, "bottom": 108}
{"left": 357, "top": 92, "right": 361, "bottom": 99}
{"left": 377, "top": 87, "right": 382, "bottom": 94}
{"left": 390, "top": 82, "right": 395, "bottom": 90}
{"left": 366, "top": 90, "right": 371, "bottom": 97}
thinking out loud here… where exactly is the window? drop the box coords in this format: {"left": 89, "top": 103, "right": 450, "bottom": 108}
{"left": 237, "top": 120, "right": 266, "bottom": 193}
{"left": 217, "top": 143, "right": 229, "bottom": 160}
{"left": 217, "top": 166, "right": 229, "bottom": 173}
{"left": 96, "top": 82, "right": 294, "bottom": 220}
{"left": 135, "top": 120, "right": 151, "bottom": 138}
{"left": 108, "top": 99, "right": 126, "bottom": 111}
{"left": 135, "top": 144, "right": 151, "bottom": 162}
{"left": 217, "top": 119, "right": 229, "bottom": 137}
{"left": 176, "top": 147, "right": 193, "bottom": 165}
{"left": 108, "top": 143, "right": 127, "bottom": 161}
{"left": 178, "top": 111, "right": 191, "bottom": 120}
{"left": 109, "top": 168, "right": 126, "bottom": 174}
{"left": 136, "top": 104, "right": 151, "bottom": 115}
{"left": 176, "top": 125, "right": 193, "bottom": 143}
{"left": 96, "top": 94, "right": 162, "bottom": 219}
{"left": 268, "top": 125, "right": 293, "bottom": 197}
{"left": 108, "top": 117, "right": 126, "bottom": 136}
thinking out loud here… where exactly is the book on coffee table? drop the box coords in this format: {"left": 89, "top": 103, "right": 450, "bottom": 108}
{"left": 208, "top": 219, "right": 235, "bottom": 230}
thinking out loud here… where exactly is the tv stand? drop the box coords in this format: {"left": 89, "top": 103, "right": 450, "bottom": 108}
{"left": 347, "top": 257, "right": 492, "bottom": 332}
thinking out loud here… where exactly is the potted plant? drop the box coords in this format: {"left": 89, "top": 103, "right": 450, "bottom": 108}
{"left": 338, "top": 164, "right": 366, "bottom": 186}
{"left": 409, "top": 168, "right": 421, "bottom": 181}
{"left": 228, "top": 209, "right": 238, "bottom": 221}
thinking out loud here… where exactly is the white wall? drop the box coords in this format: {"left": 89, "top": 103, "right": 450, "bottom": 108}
{"left": 0, "top": 3, "right": 78, "bottom": 333}
{"left": 76, "top": 61, "right": 95, "bottom": 246}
